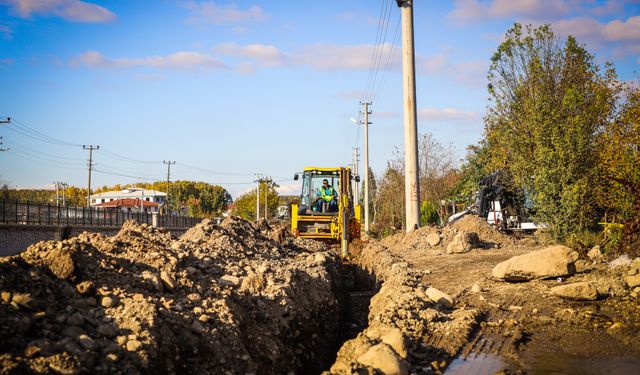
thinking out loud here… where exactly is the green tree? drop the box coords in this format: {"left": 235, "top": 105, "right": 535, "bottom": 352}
{"left": 485, "top": 23, "right": 618, "bottom": 239}
{"left": 232, "top": 180, "right": 280, "bottom": 220}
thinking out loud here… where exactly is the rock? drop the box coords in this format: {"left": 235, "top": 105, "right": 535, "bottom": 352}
{"left": 75, "top": 281, "right": 95, "bottom": 295}
{"left": 587, "top": 245, "right": 603, "bottom": 261}
{"left": 624, "top": 274, "right": 640, "bottom": 288}
{"left": 77, "top": 334, "right": 97, "bottom": 350}
{"left": 101, "top": 296, "right": 116, "bottom": 308}
{"left": 46, "top": 248, "right": 75, "bottom": 280}
{"left": 357, "top": 343, "right": 409, "bottom": 375}
{"left": 97, "top": 324, "right": 117, "bottom": 338}
{"left": 141, "top": 271, "right": 163, "bottom": 292}
{"left": 471, "top": 283, "right": 482, "bottom": 293}
{"left": 1, "top": 291, "right": 11, "bottom": 303}
{"left": 425, "top": 287, "right": 454, "bottom": 309}
{"left": 62, "top": 326, "right": 85, "bottom": 337}
{"left": 116, "top": 336, "right": 128, "bottom": 345}
{"left": 126, "top": 340, "right": 143, "bottom": 352}
{"left": 314, "top": 253, "right": 326, "bottom": 264}
{"left": 66, "top": 312, "right": 85, "bottom": 326}
{"left": 574, "top": 260, "right": 591, "bottom": 273}
{"left": 11, "top": 293, "right": 32, "bottom": 309}
{"left": 219, "top": 275, "right": 241, "bottom": 287}
{"left": 160, "top": 271, "right": 177, "bottom": 291}
{"left": 380, "top": 328, "right": 409, "bottom": 359}
{"left": 492, "top": 245, "right": 579, "bottom": 281}
{"left": 551, "top": 282, "right": 599, "bottom": 301}
{"left": 426, "top": 233, "right": 441, "bottom": 247}
{"left": 447, "top": 231, "right": 480, "bottom": 254}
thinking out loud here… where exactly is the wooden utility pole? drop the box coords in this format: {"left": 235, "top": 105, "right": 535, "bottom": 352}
{"left": 0, "top": 118, "right": 9, "bottom": 152}
{"left": 360, "top": 101, "right": 372, "bottom": 234}
{"left": 163, "top": 161, "right": 175, "bottom": 208}
{"left": 83, "top": 145, "right": 99, "bottom": 207}
{"left": 397, "top": 0, "right": 420, "bottom": 232}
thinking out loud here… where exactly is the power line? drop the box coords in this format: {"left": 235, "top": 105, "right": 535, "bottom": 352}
{"left": 9, "top": 119, "right": 81, "bottom": 146}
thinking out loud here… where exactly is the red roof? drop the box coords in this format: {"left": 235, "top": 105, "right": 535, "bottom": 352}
{"left": 95, "top": 198, "right": 159, "bottom": 208}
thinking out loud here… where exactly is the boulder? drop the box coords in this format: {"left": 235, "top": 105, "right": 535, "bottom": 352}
{"left": 447, "top": 231, "right": 479, "bottom": 254}
{"left": 587, "top": 245, "right": 603, "bottom": 261}
{"left": 357, "top": 343, "right": 409, "bottom": 375}
{"left": 219, "top": 275, "right": 241, "bottom": 287}
{"left": 425, "top": 287, "right": 454, "bottom": 309}
{"left": 551, "top": 282, "right": 599, "bottom": 301}
{"left": 492, "top": 245, "right": 578, "bottom": 281}
{"left": 160, "top": 271, "right": 177, "bottom": 291}
{"left": 624, "top": 274, "right": 640, "bottom": 288}
{"left": 426, "top": 233, "right": 441, "bottom": 247}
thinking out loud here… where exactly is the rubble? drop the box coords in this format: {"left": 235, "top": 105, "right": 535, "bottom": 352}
{"left": 0, "top": 217, "right": 343, "bottom": 374}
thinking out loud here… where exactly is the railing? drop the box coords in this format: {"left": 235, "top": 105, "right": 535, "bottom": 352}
{"left": 0, "top": 200, "right": 200, "bottom": 229}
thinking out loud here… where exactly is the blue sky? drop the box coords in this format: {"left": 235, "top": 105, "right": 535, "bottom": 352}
{"left": 0, "top": 0, "right": 639, "bottom": 198}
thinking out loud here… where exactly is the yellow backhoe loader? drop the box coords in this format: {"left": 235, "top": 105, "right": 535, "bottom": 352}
{"left": 291, "top": 167, "right": 361, "bottom": 259}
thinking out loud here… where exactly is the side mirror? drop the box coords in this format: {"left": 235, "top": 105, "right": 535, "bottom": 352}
{"left": 293, "top": 173, "right": 299, "bottom": 181}
{"left": 354, "top": 175, "right": 360, "bottom": 182}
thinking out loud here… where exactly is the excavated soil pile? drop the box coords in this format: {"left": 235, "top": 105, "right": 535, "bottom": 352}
{"left": 330, "top": 241, "right": 479, "bottom": 374}
{"left": 450, "top": 215, "right": 512, "bottom": 245}
{"left": 381, "top": 214, "right": 512, "bottom": 256}
{"left": 0, "top": 217, "right": 344, "bottom": 374}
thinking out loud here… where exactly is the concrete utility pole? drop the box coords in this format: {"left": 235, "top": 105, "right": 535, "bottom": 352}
{"left": 352, "top": 147, "right": 360, "bottom": 204}
{"left": 83, "top": 145, "right": 99, "bottom": 207}
{"left": 53, "top": 182, "right": 60, "bottom": 207}
{"left": 61, "top": 182, "right": 68, "bottom": 206}
{"left": 397, "top": 0, "right": 420, "bottom": 232}
{"left": 360, "top": 101, "right": 372, "bottom": 234}
{"left": 163, "top": 161, "right": 175, "bottom": 208}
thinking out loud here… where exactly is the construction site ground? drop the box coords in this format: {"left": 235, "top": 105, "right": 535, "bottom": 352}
{"left": 380, "top": 216, "right": 640, "bottom": 374}
{"left": 1, "top": 215, "right": 640, "bottom": 374}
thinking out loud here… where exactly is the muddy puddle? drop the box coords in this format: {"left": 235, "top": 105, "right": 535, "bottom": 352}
{"left": 524, "top": 353, "right": 640, "bottom": 375}
{"left": 444, "top": 353, "right": 505, "bottom": 375}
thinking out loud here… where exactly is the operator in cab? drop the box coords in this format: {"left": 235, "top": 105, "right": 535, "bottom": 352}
{"left": 316, "top": 179, "right": 338, "bottom": 212}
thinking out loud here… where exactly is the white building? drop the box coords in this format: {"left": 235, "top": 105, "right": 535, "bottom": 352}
{"left": 90, "top": 188, "right": 167, "bottom": 213}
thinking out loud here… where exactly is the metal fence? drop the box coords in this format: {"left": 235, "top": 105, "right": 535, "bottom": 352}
{"left": 0, "top": 200, "right": 200, "bottom": 229}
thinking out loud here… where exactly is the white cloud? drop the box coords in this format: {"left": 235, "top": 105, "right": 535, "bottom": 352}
{"left": 418, "top": 108, "right": 479, "bottom": 122}
{"left": 276, "top": 182, "right": 300, "bottom": 196}
{"left": 215, "top": 42, "right": 288, "bottom": 67}
{"left": 182, "top": 1, "right": 269, "bottom": 25}
{"left": 72, "top": 51, "right": 229, "bottom": 70}
{"left": 552, "top": 16, "right": 640, "bottom": 57}
{"left": 295, "top": 43, "right": 396, "bottom": 71}
{"left": 0, "top": 0, "right": 116, "bottom": 23}
{"left": 590, "top": 0, "right": 624, "bottom": 17}
{"left": 448, "top": 0, "right": 572, "bottom": 22}
{"left": 417, "top": 53, "right": 447, "bottom": 75}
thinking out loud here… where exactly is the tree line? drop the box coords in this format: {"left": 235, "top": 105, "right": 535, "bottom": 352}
{"left": 369, "top": 23, "right": 639, "bottom": 256}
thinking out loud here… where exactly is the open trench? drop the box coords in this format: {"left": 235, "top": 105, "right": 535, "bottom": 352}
{"left": 0, "top": 218, "right": 481, "bottom": 374}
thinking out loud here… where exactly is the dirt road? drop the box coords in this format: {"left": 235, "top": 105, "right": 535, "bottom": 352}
{"left": 381, "top": 216, "right": 640, "bottom": 374}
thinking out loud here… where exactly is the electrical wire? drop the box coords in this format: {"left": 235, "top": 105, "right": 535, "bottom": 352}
{"left": 100, "top": 147, "right": 163, "bottom": 165}
{"left": 10, "top": 119, "right": 82, "bottom": 147}
{"left": 365, "top": 0, "right": 394, "bottom": 101}
{"left": 178, "top": 162, "right": 255, "bottom": 176}
{"left": 371, "top": 15, "right": 401, "bottom": 102}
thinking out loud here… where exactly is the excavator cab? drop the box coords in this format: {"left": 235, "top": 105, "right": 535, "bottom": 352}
{"left": 291, "top": 167, "right": 361, "bottom": 258}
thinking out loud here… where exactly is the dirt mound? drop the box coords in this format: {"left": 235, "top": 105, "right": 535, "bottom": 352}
{"left": 330, "top": 241, "right": 479, "bottom": 373}
{"left": 380, "top": 225, "right": 441, "bottom": 252}
{"left": 451, "top": 214, "right": 513, "bottom": 245}
{"left": 1, "top": 217, "right": 342, "bottom": 374}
